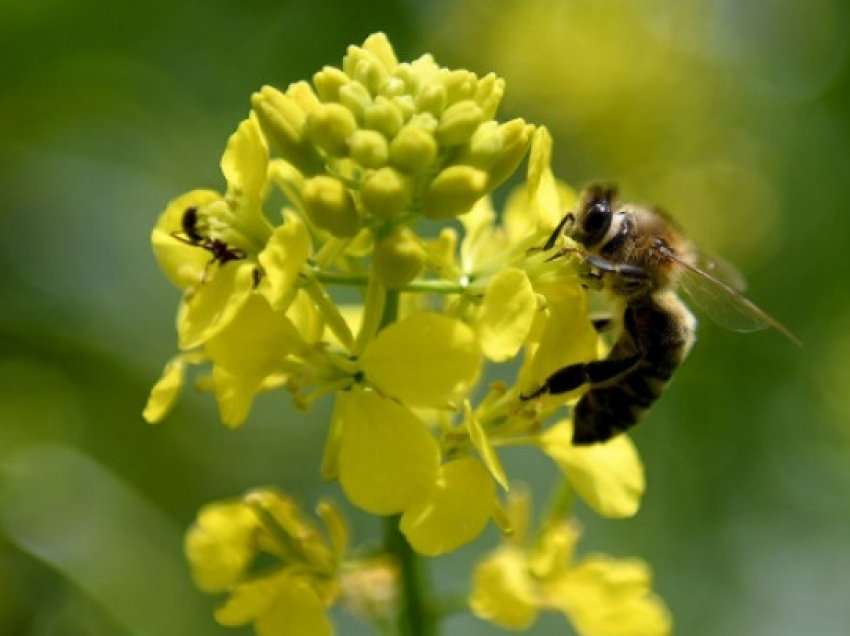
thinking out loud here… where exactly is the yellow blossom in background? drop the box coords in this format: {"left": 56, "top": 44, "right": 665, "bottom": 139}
{"left": 185, "top": 489, "right": 347, "bottom": 636}
{"left": 470, "top": 491, "right": 672, "bottom": 635}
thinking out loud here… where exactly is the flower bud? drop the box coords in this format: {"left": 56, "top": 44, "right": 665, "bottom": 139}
{"left": 486, "top": 119, "right": 535, "bottom": 189}
{"left": 462, "top": 121, "right": 502, "bottom": 167}
{"left": 391, "top": 95, "right": 415, "bottom": 121}
{"left": 415, "top": 83, "right": 447, "bottom": 117}
{"left": 389, "top": 126, "right": 438, "bottom": 173}
{"left": 343, "top": 46, "right": 388, "bottom": 95}
{"left": 361, "top": 167, "right": 412, "bottom": 219}
{"left": 251, "top": 85, "right": 322, "bottom": 172}
{"left": 362, "top": 32, "right": 398, "bottom": 71}
{"left": 313, "top": 66, "right": 349, "bottom": 102}
{"left": 422, "top": 165, "right": 488, "bottom": 219}
{"left": 443, "top": 69, "right": 477, "bottom": 103}
{"left": 306, "top": 103, "right": 358, "bottom": 156}
{"left": 302, "top": 175, "right": 360, "bottom": 237}
{"left": 349, "top": 130, "right": 389, "bottom": 169}
{"left": 474, "top": 73, "right": 505, "bottom": 119}
{"left": 364, "top": 97, "right": 404, "bottom": 139}
{"left": 286, "top": 81, "right": 320, "bottom": 115}
{"left": 437, "top": 100, "right": 484, "bottom": 146}
{"left": 374, "top": 227, "right": 426, "bottom": 288}
{"left": 339, "top": 81, "right": 372, "bottom": 122}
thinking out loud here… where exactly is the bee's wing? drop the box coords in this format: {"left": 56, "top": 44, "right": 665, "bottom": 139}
{"left": 656, "top": 243, "right": 800, "bottom": 345}
{"left": 695, "top": 250, "right": 748, "bottom": 293}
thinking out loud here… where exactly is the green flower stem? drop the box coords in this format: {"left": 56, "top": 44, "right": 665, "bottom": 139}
{"left": 543, "top": 479, "right": 575, "bottom": 527}
{"left": 379, "top": 289, "right": 438, "bottom": 636}
{"left": 383, "top": 516, "right": 437, "bottom": 636}
{"left": 310, "top": 266, "right": 470, "bottom": 295}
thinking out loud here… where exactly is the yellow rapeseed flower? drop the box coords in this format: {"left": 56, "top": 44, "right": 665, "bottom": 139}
{"left": 470, "top": 492, "right": 672, "bottom": 635}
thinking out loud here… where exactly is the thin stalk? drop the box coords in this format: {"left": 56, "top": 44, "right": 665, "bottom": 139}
{"left": 310, "top": 267, "right": 470, "bottom": 295}
{"left": 379, "top": 290, "right": 438, "bottom": 636}
{"left": 383, "top": 516, "right": 437, "bottom": 636}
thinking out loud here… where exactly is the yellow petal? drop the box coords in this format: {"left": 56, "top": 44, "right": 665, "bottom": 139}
{"left": 470, "top": 547, "right": 539, "bottom": 630}
{"left": 400, "top": 457, "right": 495, "bottom": 556}
{"left": 255, "top": 577, "right": 333, "bottom": 636}
{"left": 477, "top": 268, "right": 537, "bottom": 362}
{"left": 142, "top": 355, "right": 187, "bottom": 423}
{"left": 541, "top": 421, "right": 644, "bottom": 518}
{"left": 221, "top": 113, "right": 269, "bottom": 203}
{"left": 545, "top": 556, "right": 672, "bottom": 636}
{"left": 215, "top": 571, "right": 288, "bottom": 626}
{"left": 518, "top": 290, "right": 598, "bottom": 398}
{"left": 177, "top": 262, "right": 255, "bottom": 350}
{"left": 337, "top": 389, "right": 440, "bottom": 515}
{"left": 258, "top": 212, "right": 310, "bottom": 310}
{"left": 185, "top": 501, "right": 259, "bottom": 593}
{"left": 206, "top": 293, "right": 304, "bottom": 378}
{"left": 211, "top": 366, "right": 261, "bottom": 428}
{"left": 465, "top": 401, "right": 509, "bottom": 491}
{"left": 527, "top": 126, "right": 561, "bottom": 232}
{"left": 286, "top": 289, "right": 325, "bottom": 345}
{"left": 361, "top": 312, "right": 482, "bottom": 408}
{"left": 151, "top": 189, "right": 221, "bottom": 289}
{"left": 529, "top": 520, "right": 581, "bottom": 580}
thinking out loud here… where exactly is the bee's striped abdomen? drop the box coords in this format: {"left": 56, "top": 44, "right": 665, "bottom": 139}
{"left": 572, "top": 291, "right": 696, "bottom": 444}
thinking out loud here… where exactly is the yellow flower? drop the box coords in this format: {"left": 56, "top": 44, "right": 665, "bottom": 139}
{"left": 185, "top": 489, "right": 347, "bottom": 636}
{"left": 470, "top": 493, "right": 671, "bottom": 635}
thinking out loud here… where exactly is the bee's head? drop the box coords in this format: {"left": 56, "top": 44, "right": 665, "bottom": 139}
{"left": 571, "top": 184, "right": 616, "bottom": 247}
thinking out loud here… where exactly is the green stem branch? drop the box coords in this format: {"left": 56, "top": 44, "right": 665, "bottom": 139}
{"left": 310, "top": 266, "right": 471, "bottom": 295}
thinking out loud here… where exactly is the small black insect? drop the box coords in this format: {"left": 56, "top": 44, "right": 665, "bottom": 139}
{"left": 171, "top": 206, "right": 246, "bottom": 278}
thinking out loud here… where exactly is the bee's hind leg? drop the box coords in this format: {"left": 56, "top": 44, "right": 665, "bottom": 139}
{"left": 521, "top": 353, "right": 642, "bottom": 400}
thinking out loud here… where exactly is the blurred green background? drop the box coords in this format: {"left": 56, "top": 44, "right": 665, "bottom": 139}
{"left": 2, "top": 0, "right": 850, "bottom": 634}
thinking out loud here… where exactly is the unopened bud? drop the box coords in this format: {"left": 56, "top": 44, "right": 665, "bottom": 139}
{"left": 374, "top": 227, "right": 426, "bottom": 288}
{"left": 349, "top": 130, "right": 388, "bottom": 169}
{"left": 415, "top": 83, "right": 447, "bottom": 117}
{"left": 422, "top": 165, "right": 488, "bottom": 219}
{"left": 252, "top": 86, "right": 322, "bottom": 173}
{"left": 306, "top": 103, "right": 357, "bottom": 156}
{"left": 389, "top": 126, "right": 437, "bottom": 173}
{"left": 474, "top": 73, "right": 505, "bottom": 119}
{"left": 286, "top": 81, "right": 320, "bottom": 115}
{"left": 443, "top": 69, "right": 477, "bottom": 103}
{"left": 343, "top": 46, "right": 388, "bottom": 95}
{"left": 313, "top": 66, "right": 349, "bottom": 102}
{"left": 302, "top": 176, "right": 360, "bottom": 237}
{"left": 362, "top": 32, "right": 398, "bottom": 71}
{"left": 487, "top": 119, "right": 535, "bottom": 189}
{"left": 364, "top": 97, "right": 404, "bottom": 139}
{"left": 339, "top": 81, "right": 372, "bottom": 122}
{"left": 391, "top": 95, "right": 415, "bottom": 121}
{"left": 437, "top": 99, "right": 484, "bottom": 146}
{"left": 361, "top": 167, "right": 412, "bottom": 219}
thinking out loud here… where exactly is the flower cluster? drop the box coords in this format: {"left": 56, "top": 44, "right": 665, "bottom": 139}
{"left": 145, "top": 33, "right": 671, "bottom": 635}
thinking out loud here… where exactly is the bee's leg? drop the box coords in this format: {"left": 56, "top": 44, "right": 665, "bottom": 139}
{"left": 521, "top": 353, "right": 643, "bottom": 400}
{"left": 528, "top": 212, "right": 576, "bottom": 255}
{"left": 201, "top": 256, "right": 216, "bottom": 284}
{"left": 583, "top": 254, "right": 651, "bottom": 295}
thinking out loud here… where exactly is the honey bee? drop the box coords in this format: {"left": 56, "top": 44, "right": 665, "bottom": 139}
{"left": 523, "top": 184, "right": 798, "bottom": 445}
{"left": 171, "top": 206, "right": 247, "bottom": 275}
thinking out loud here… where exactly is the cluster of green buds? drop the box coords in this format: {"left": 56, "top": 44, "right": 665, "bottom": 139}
{"left": 252, "top": 32, "right": 533, "bottom": 289}
{"left": 144, "top": 33, "right": 671, "bottom": 636}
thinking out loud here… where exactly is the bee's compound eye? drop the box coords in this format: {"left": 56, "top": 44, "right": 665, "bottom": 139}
{"left": 583, "top": 202, "right": 610, "bottom": 233}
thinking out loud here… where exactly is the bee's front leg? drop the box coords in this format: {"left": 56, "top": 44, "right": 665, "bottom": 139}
{"left": 583, "top": 254, "right": 651, "bottom": 295}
